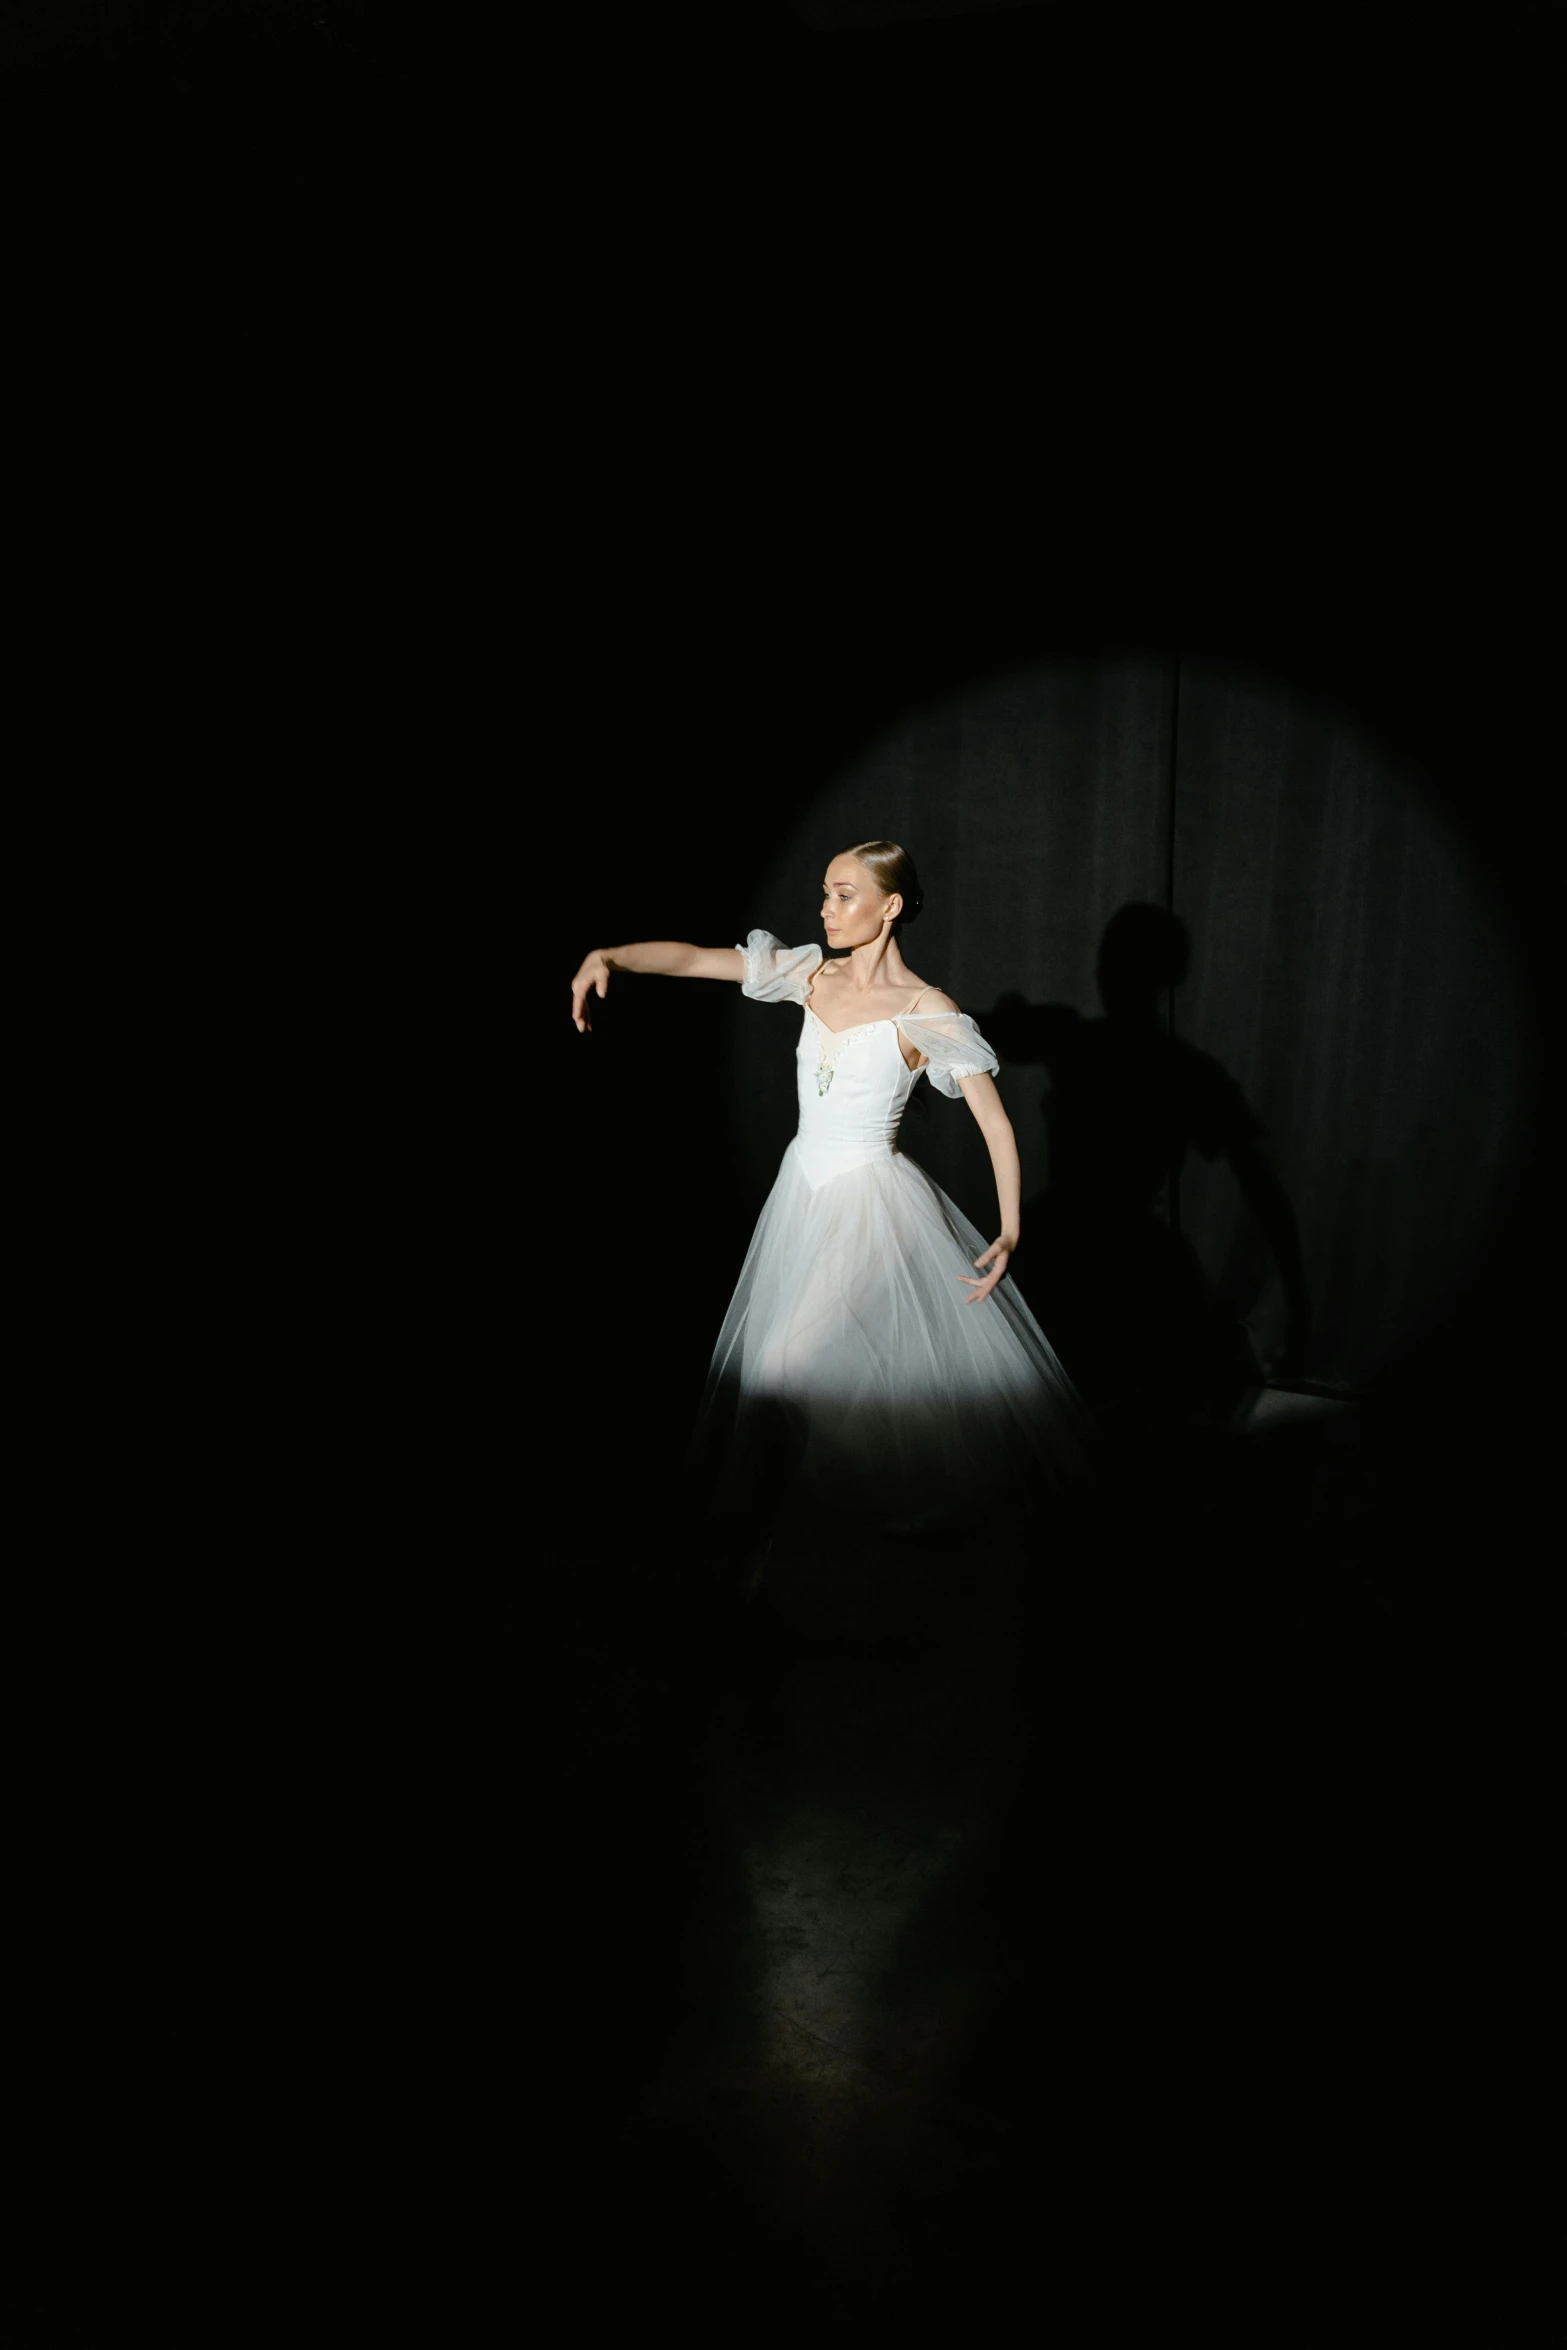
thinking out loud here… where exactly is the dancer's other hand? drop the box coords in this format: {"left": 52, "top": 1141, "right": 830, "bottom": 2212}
{"left": 571, "top": 950, "right": 612, "bottom": 1032}
{"left": 959, "top": 1236, "right": 1014, "bottom": 1306}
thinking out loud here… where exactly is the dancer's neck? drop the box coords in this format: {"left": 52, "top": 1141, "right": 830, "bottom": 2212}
{"left": 842, "top": 933, "right": 912, "bottom": 992}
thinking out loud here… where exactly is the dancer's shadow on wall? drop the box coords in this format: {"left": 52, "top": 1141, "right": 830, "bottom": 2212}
{"left": 979, "top": 904, "right": 1311, "bottom": 1452}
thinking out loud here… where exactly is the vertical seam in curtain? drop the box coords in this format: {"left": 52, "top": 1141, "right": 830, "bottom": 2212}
{"left": 1166, "top": 650, "right": 1182, "bottom": 1238}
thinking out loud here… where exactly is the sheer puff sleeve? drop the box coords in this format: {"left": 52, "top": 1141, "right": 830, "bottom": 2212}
{"left": 737, "top": 930, "right": 825, "bottom": 1005}
{"left": 893, "top": 1009, "right": 1002, "bottom": 1098}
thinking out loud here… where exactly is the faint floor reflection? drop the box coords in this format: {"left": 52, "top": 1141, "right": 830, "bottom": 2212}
{"left": 620, "top": 1521, "right": 1034, "bottom": 2305}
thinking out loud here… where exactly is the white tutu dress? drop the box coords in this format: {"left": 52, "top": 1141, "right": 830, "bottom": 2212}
{"left": 691, "top": 932, "right": 1090, "bottom": 1528}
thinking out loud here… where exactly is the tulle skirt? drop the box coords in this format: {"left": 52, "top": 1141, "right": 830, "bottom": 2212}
{"left": 690, "top": 1140, "right": 1091, "bottom": 1528}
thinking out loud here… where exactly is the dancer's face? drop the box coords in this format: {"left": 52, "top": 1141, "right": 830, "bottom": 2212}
{"left": 820, "top": 855, "right": 899, "bottom": 948}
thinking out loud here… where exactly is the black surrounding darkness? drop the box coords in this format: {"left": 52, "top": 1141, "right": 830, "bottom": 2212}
{"left": 12, "top": 1, "right": 1549, "bottom": 2325}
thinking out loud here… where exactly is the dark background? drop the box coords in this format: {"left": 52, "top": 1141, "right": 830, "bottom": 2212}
{"left": 13, "top": 0, "right": 1547, "bottom": 2319}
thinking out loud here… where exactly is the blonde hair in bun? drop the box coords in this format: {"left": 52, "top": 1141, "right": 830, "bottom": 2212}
{"left": 843, "top": 839, "right": 923, "bottom": 932}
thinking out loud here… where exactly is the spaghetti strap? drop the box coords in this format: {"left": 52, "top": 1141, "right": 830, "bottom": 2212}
{"left": 901, "top": 984, "right": 941, "bottom": 1015}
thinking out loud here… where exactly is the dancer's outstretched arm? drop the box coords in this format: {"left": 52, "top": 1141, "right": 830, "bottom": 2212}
{"left": 570, "top": 941, "right": 744, "bottom": 1031}
{"left": 956, "top": 1072, "right": 1023, "bottom": 1307}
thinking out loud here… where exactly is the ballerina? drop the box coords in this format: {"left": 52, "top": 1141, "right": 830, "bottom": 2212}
{"left": 569, "top": 840, "right": 1090, "bottom": 1542}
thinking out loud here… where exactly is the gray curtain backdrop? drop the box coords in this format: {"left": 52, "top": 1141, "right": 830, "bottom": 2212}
{"left": 728, "top": 656, "right": 1530, "bottom": 1393}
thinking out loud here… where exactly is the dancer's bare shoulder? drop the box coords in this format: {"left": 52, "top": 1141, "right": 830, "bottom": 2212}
{"left": 809, "top": 958, "right": 945, "bottom": 1024}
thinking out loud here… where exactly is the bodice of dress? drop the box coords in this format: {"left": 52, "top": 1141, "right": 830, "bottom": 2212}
{"left": 793, "top": 1009, "right": 923, "bottom": 1191}
{"left": 737, "top": 930, "right": 1002, "bottom": 1194}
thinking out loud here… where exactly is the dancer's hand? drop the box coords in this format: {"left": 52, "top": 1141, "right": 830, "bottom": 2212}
{"left": 959, "top": 1237, "right": 1014, "bottom": 1306}
{"left": 571, "top": 950, "right": 612, "bottom": 1032}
